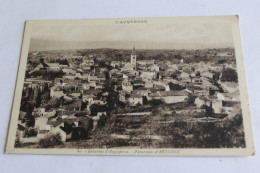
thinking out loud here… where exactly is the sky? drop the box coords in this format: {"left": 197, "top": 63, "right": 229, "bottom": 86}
{"left": 29, "top": 18, "right": 235, "bottom": 51}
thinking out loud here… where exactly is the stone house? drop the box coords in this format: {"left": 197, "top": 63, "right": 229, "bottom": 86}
{"left": 128, "top": 94, "right": 143, "bottom": 105}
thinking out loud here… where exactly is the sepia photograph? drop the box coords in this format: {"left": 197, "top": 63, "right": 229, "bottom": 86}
{"left": 5, "top": 16, "right": 254, "bottom": 156}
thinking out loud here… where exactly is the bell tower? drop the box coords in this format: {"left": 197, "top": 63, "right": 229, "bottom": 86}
{"left": 130, "top": 46, "right": 137, "bottom": 70}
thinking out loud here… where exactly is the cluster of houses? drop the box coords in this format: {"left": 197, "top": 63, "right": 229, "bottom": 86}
{"left": 18, "top": 57, "right": 110, "bottom": 142}
{"left": 110, "top": 47, "right": 240, "bottom": 121}
{"left": 17, "top": 47, "right": 240, "bottom": 144}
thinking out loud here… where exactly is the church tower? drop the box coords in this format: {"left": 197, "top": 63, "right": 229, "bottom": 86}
{"left": 130, "top": 46, "right": 137, "bottom": 70}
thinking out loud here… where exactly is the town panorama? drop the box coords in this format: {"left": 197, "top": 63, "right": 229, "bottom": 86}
{"left": 15, "top": 46, "right": 245, "bottom": 149}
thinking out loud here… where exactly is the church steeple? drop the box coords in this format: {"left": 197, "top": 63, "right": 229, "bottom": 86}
{"left": 132, "top": 46, "right": 136, "bottom": 55}
{"left": 130, "top": 46, "right": 137, "bottom": 70}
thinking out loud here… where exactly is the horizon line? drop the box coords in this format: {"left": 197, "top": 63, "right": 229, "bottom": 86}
{"left": 29, "top": 47, "right": 235, "bottom": 53}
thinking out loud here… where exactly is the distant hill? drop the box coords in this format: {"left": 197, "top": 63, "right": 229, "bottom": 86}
{"left": 29, "top": 38, "right": 234, "bottom": 52}
{"left": 28, "top": 45, "right": 235, "bottom": 65}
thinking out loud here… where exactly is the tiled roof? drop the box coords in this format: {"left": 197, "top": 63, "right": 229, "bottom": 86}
{"left": 63, "top": 79, "right": 82, "bottom": 84}
{"left": 158, "top": 90, "right": 189, "bottom": 97}
{"left": 149, "top": 93, "right": 161, "bottom": 97}
{"left": 129, "top": 94, "right": 143, "bottom": 98}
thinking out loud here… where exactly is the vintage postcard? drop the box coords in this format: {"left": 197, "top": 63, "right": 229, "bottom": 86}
{"left": 6, "top": 16, "right": 255, "bottom": 156}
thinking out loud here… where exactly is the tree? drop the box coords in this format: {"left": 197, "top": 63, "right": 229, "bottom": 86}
{"left": 221, "top": 68, "right": 238, "bottom": 82}
{"left": 168, "top": 82, "right": 182, "bottom": 90}
{"left": 196, "top": 71, "right": 201, "bottom": 77}
{"left": 201, "top": 105, "right": 214, "bottom": 117}
{"left": 40, "top": 57, "right": 44, "bottom": 64}
{"left": 60, "top": 59, "right": 69, "bottom": 66}
{"left": 118, "top": 101, "right": 126, "bottom": 109}
{"left": 26, "top": 114, "right": 35, "bottom": 127}
{"left": 39, "top": 133, "right": 63, "bottom": 148}
{"left": 212, "top": 72, "right": 220, "bottom": 81}
{"left": 43, "top": 83, "right": 50, "bottom": 92}
{"left": 104, "top": 71, "right": 110, "bottom": 80}
{"left": 148, "top": 99, "right": 164, "bottom": 116}
{"left": 148, "top": 99, "right": 164, "bottom": 107}
{"left": 106, "top": 92, "right": 118, "bottom": 111}
{"left": 99, "top": 60, "right": 106, "bottom": 68}
{"left": 170, "top": 73, "right": 177, "bottom": 79}
{"left": 218, "top": 59, "right": 227, "bottom": 64}
{"left": 24, "top": 128, "right": 37, "bottom": 137}
{"left": 90, "top": 104, "right": 108, "bottom": 116}
{"left": 35, "top": 89, "right": 42, "bottom": 108}
{"left": 59, "top": 96, "right": 65, "bottom": 107}
{"left": 81, "top": 101, "right": 88, "bottom": 111}
{"left": 15, "top": 136, "right": 23, "bottom": 148}
{"left": 187, "top": 95, "right": 196, "bottom": 104}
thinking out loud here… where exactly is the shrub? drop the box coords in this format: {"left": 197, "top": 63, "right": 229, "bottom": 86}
{"left": 39, "top": 133, "right": 63, "bottom": 148}
{"left": 14, "top": 137, "right": 23, "bottom": 148}
{"left": 107, "top": 138, "right": 130, "bottom": 148}
{"left": 221, "top": 68, "right": 238, "bottom": 82}
{"left": 24, "top": 128, "right": 37, "bottom": 137}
